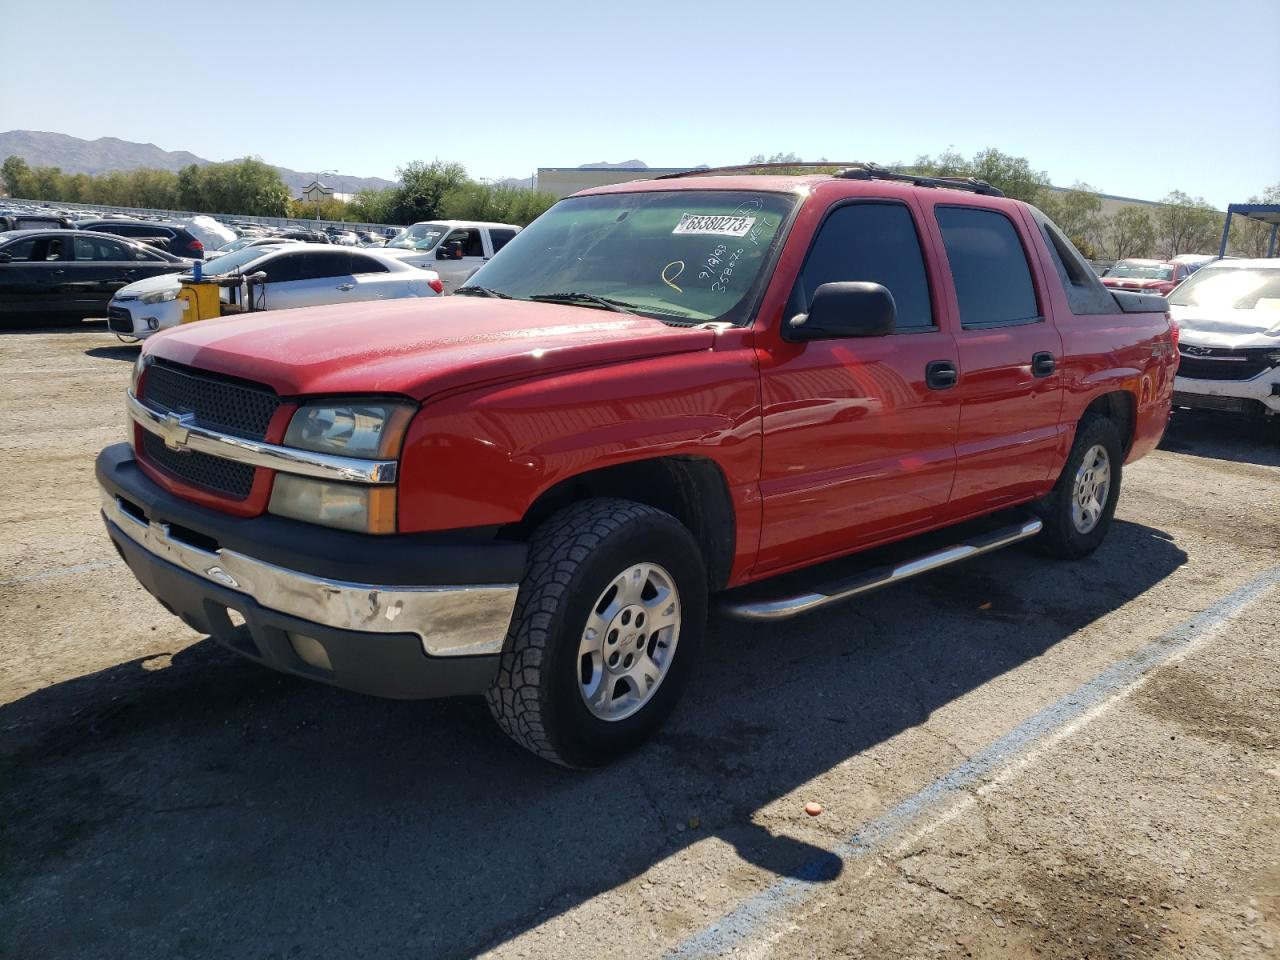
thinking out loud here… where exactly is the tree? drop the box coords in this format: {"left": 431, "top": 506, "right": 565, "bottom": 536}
{"left": 1156, "top": 190, "right": 1220, "bottom": 258}
{"left": 1, "top": 155, "right": 33, "bottom": 197}
{"left": 909, "top": 148, "right": 1051, "bottom": 204}
{"left": 1105, "top": 206, "right": 1157, "bottom": 260}
{"left": 1228, "top": 183, "right": 1280, "bottom": 258}
{"left": 1041, "top": 182, "right": 1104, "bottom": 257}
{"left": 388, "top": 160, "right": 469, "bottom": 224}
{"left": 439, "top": 182, "right": 557, "bottom": 226}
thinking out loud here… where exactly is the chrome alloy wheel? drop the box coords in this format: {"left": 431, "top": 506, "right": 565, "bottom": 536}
{"left": 1071, "top": 444, "right": 1111, "bottom": 534}
{"left": 578, "top": 562, "right": 681, "bottom": 722}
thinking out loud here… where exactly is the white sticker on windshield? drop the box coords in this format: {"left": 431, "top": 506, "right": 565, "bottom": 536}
{"left": 672, "top": 214, "right": 757, "bottom": 237}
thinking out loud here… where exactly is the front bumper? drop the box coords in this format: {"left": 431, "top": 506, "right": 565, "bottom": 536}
{"left": 107, "top": 298, "right": 183, "bottom": 339}
{"left": 1174, "top": 368, "right": 1280, "bottom": 416}
{"left": 98, "top": 444, "right": 525, "bottom": 699}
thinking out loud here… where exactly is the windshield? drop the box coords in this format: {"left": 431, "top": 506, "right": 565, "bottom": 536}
{"left": 217, "top": 237, "right": 251, "bottom": 253}
{"left": 1167, "top": 266, "right": 1280, "bottom": 311}
{"left": 463, "top": 190, "right": 796, "bottom": 323}
{"left": 1107, "top": 261, "right": 1174, "bottom": 281}
{"left": 386, "top": 222, "right": 450, "bottom": 251}
{"left": 203, "top": 245, "right": 280, "bottom": 276}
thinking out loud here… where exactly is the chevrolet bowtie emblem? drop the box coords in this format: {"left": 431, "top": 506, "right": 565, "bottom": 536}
{"left": 160, "top": 411, "right": 196, "bottom": 451}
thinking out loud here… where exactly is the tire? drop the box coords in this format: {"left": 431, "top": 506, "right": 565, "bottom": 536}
{"left": 485, "top": 498, "right": 708, "bottom": 768}
{"left": 1032, "top": 416, "right": 1124, "bottom": 559}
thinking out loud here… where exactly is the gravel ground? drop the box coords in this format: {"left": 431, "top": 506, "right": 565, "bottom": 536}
{"left": 1, "top": 322, "right": 1277, "bottom": 960}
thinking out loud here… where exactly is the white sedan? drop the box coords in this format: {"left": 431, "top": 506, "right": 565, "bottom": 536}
{"left": 107, "top": 244, "right": 443, "bottom": 339}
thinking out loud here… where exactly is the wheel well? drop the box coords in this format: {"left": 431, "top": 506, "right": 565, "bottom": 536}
{"left": 512, "top": 457, "right": 736, "bottom": 591}
{"left": 1083, "top": 390, "right": 1136, "bottom": 454}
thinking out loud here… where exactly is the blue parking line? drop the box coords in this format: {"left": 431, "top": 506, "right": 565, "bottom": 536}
{"left": 670, "top": 563, "right": 1280, "bottom": 958}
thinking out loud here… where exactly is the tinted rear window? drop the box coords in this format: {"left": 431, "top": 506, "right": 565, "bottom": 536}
{"left": 935, "top": 207, "right": 1040, "bottom": 328}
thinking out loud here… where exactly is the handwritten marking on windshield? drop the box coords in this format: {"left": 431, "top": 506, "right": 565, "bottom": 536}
{"left": 661, "top": 260, "right": 685, "bottom": 293}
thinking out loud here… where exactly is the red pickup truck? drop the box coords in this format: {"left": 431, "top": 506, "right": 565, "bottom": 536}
{"left": 97, "top": 166, "right": 1177, "bottom": 766}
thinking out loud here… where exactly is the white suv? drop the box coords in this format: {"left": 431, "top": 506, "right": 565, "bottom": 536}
{"left": 379, "top": 220, "right": 521, "bottom": 293}
{"left": 1170, "top": 258, "right": 1280, "bottom": 421}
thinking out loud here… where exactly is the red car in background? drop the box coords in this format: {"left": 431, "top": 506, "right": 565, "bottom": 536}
{"left": 1101, "top": 258, "right": 1194, "bottom": 296}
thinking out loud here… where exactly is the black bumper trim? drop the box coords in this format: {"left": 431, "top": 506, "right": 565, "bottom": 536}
{"left": 107, "top": 517, "right": 499, "bottom": 699}
{"left": 96, "top": 443, "right": 527, "bottom": 587}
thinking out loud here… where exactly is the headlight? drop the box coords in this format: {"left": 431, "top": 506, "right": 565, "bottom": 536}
{"left": 268, "top": 475, "right": 396, "bottom": 534}
{"left": 139, "top": 288, "right": 178, "bottom": 305}
{"left": 271, "top": 400, "right": 415, "bottom": 533}
{"left": 283, "top": 401, "right": 415, "bottom": 459}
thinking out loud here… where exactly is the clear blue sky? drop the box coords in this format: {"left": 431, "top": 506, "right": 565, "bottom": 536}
{"left": 1, "top": 0, "right": 1276, "bottom": 206}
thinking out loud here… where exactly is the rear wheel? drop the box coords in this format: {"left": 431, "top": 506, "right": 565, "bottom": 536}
{"left": 485, "top": 498, "right": 707, "bottom": 768}
{"left": 1033, "top": 416, "right": 1124, "bottom": 559}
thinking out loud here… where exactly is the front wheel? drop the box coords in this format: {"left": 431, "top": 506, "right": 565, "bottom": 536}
{"left": 1033, "top": 416, "right": 1124, "bottom": 559}
{"left": 485, "top": 499, "right": 707, "bottom": 767}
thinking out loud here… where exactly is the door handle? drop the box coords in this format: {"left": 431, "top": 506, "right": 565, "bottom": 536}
{"left": 925, "top": 360, "right": 958, "bottom": 390}
{"left": 336, "top": 282, "right": 355, "bottom": 291}
{"left": 1032, "top": 352, "right": 1056, "bottom": 377}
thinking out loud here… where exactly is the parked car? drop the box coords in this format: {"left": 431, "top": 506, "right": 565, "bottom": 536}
{"left": 1101, "top": 258, "right": 1195, "bottom": 296}
{"left": 0, "top": 212, "right": 74, "bottom": 231}
{"left": 106, "top": 244, "right": 443, "bottom": 338}
{"left": 75, "top": 219, "right": 208, "bottom": 261}
{"left": 1168, "top": 258, "right": 1280, "bottom": 422}
{"left": 381, "top": 220, "right": 521, "bottom": 293}
{"left": 98, "top": 169, "right": 1176, "bottom": 767}
{"left": 204, "top": 236, "right": 302, "bottom": 261}
{"left": 0, "top": 229, "right": 192, "bottom": 320}
{"left": 1170, "top": 253, "right": 1218, "bottom": 274}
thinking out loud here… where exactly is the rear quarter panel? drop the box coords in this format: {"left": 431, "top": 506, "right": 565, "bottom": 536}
{"left": 1017, "top": 207, "right": 1175, "bottom": 464}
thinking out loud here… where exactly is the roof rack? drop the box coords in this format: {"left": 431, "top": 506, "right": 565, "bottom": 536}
{"left": 834, "top": 163, "right": 1004, "bottom": 197}
{"left": 654, "top": 161, "right": 1004, "bottom": 197}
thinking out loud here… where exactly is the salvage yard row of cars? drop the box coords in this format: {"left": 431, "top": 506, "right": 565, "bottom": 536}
{"left": 0, "top": 209, "right": 525, "bottom": 334}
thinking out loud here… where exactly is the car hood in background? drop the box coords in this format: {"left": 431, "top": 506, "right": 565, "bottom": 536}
{"left": 144, "top": 297, "right": 717, "bottom": 401}
{"left": 1171, "top": 303, "right": 1280, "bottom": 349}
{"left": 112, "top": 272, "right": 185, "bottom": 300}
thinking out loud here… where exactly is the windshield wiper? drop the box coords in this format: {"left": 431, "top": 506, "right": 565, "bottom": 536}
{"left": 528, "top": 291, "right": 638, "bottom": 315}
{"left": 455, "top": 285, "right": 516, "bottom": 299}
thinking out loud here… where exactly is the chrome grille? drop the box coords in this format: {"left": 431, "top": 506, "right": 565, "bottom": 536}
{"left": 142, "top": 361, "right": 280, "bottom": 440}
{"left": 138, "top": 361, "right": 279, "bottom": 499}
{"left": 1177, "top": 346, "right": 1275, "bottom": 382}
{"left": 140, "top": 432, "right": 256, "bottom": 499}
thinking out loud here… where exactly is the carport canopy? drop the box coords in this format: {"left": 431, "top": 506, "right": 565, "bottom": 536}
{"left": 1218, "top": 203, "right": 1280, "bottom": 258}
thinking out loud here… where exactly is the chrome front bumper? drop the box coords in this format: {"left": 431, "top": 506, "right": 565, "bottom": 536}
{"left": 102, "top": 492, "right": 518, "bottom": 657}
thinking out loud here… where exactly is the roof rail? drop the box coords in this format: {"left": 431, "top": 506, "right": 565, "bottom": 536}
{"left": 835, "top": 163, "right": 1004, "bottom": 197}
{"left": 654, "top": 161, "right": 1005, "bottom": 197}
{"left": 653, "top": 162, "right": 865, "bottom": 179}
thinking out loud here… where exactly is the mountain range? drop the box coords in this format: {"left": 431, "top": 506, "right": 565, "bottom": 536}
{"left": 0, "top": 131, "right": 665, "bottom": 195}
{"left": 0, "top": 130, "right": 397, "bottom": 195}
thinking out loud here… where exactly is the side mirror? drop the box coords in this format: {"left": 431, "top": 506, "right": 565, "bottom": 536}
{"left": 785, "top": 282, "right": 897, "bottom": 341}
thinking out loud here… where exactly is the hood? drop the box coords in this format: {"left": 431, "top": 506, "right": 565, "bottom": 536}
{"left": 1170, "top": 303, "right": 1280, "bottom": 349}
{"left": 144, "top": 297, "right": 717, "bottom": 401}
{"left": 1102, "top": 277, "right": 1167, "bottom": 290}
{"left": 113, "top": 271, "right": 184, "bottom": 300}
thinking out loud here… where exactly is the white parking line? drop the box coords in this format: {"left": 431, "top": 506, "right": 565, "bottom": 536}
{"left": 0, "top": 558, "right": 123, "bottom": 587}
{"left": 669, "top": 563, "right": 1280, "bottom": 959}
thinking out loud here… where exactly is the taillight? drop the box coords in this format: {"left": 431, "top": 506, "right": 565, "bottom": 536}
{"left": 1168, "top": 315, "right": 1179, "bottom": 351}
{"left": 192, "top": 239, "right": 203, "bottom": 251}
{"left": 427, "top": 278, "right": 444, "bottom": 295}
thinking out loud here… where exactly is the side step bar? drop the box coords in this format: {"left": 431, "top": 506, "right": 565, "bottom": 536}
{"left": 721, "top": 517, "right": 1043, "bottom": 622}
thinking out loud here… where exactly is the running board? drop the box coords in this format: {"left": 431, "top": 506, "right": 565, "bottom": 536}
{"left": 720, "top": 517, "right": 1043, "bottom": 622}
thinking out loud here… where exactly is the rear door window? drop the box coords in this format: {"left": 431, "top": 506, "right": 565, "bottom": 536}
{"left": 489, "top": 228, "right": 517, "bottom": 253}
{"left": 75, "top": 236, "right": 133, "bottom": 261}
{"left": 935, "top": 206, "right": 1041, "bottom": 328}
{"left": 348, "top": 253, "right": 388, "bottom": 274}
{"left": 796, "top": 201, "right": 935, "bottom": 331}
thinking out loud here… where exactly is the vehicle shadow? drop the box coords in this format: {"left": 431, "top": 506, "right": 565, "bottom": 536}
{"left": 85, "top": 344, "right": 141, "bottom": 363}
{"left": 1160, "top": 410, "right": 1280, "bottom": 468}
{"left": 0, "top": 520, "right": 1186, "bottom": 959}
{"left": 0, "top": 317, "right": 107, "bottom": 334}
